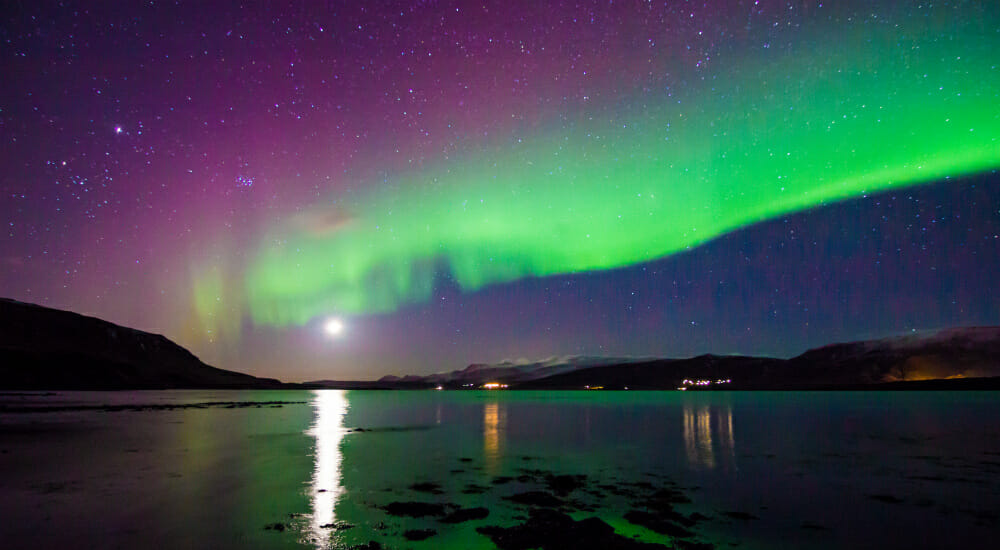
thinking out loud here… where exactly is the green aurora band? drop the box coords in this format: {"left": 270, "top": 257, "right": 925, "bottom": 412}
{"left": 237, "top": 15, "right": 999, "bottom": 327}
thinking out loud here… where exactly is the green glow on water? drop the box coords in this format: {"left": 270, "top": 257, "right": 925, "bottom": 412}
{"left": 242, "top": 15, "right": 999, "bottom": 325}
{"left": 600, "top": 515, "right": 678, "bottom": 546}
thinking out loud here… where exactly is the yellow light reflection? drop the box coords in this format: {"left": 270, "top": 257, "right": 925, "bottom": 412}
{"left": 307, "top": 390, "right": 348, "bottom": 547}
{"left": 483, "top": 401, "right": 504, "bottom": 471}
{"left": 682, "top": 402, "right": 735, "bottom": 471}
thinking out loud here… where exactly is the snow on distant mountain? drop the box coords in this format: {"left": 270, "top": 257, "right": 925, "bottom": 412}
{"left": 320, "top": 326, "right": 1000, "bottom": 390}
{"left": 377, "top": 355, "right": 650, "bottom": 385}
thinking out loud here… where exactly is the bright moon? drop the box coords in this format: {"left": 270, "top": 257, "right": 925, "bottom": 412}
{"left": 323, "top": 317, "right": 344, "bottom": 337}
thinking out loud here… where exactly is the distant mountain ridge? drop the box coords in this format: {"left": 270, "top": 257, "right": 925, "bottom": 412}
{"left": 519, "top": 327, "right": 1000, "bottom": 390}
{"left": 305, "top": 356, "right": 644, "bottom": 389}
{"left": 8, "top": 297, "right": 994, "bottom": 391}
{"left": 311, "top": 327, "right": 1000, "bottom": 390}
{"left": 0, "top": 298, "right": 283, "bottom": 390}
{"left": 377, "top": 355, "right": 648, "bottom": 385}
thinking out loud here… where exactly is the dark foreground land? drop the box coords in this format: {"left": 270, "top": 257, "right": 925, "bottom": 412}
{"left": 0, "top": 298, "right": 288, "bottom": 390}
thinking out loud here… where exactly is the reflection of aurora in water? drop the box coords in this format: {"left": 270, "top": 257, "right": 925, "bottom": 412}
{"left": 683, "top": 401, "right": 735, "bottom": 471}
{"left": 307, "top": 390, "right": 348, "bottom": 547}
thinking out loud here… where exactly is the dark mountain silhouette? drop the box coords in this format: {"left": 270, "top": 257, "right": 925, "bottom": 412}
{"left": 306, "top": 356, "right": 644, "bottom": 389}
{"left": 309, "top": 327, "right": 1000, "bottom": 390}
{"left": 516, "top": 327, "right": 1000, "bottom": 390}
{"left": 380, "top": 355, "right": 644, "bottom": 385}
{"left": 16, "top": 294, "right": 990, "bottom": 391}
{"left": 0, "top": 298, "right": 283, "bottom": 390}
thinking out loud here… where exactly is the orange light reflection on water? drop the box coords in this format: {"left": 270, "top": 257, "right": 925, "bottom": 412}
{"left": 483, "top": 401, "right": 504, "bottom": 471}
{"left": 683, "top": 402, "right": 735, "bottom": 471}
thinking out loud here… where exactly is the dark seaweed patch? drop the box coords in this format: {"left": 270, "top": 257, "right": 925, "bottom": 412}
{"left": 462, "top": 483, "right": 490, "bottom": 494}
{"left": 624, "top": 510, "right": 694, "bottom": 538}
{"left": 320, "top": 521, "right": 355, "bottom": 530}
{"left": 441, "top": 506, "right": 490, "bottom": 524}
{"left": 347, "top": 425, "right": 433, "bottom": 433}
{"left": 477, "top": 508, "right": 669, "bottom": 550}
{"left": 1, "top": 401, "right": 307, "bottom": 414}
{"left": 403, "top": 528, "right": 437, "bottom": 541}
{"left": 503, "top": 491, "right": 563, "bottom": 507}
{"left": 381, "top": 501, "right": 448, "bottom": 517}
{"left": 409, "top": 482, "right": 444, "bottom": 494}
{"left": 544, "top": 473, "right": 588, "bottom": 496}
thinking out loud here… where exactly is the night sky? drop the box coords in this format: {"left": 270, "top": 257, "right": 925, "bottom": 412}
{"left": 2, "top": 1, "right": 998, "bottom": 381}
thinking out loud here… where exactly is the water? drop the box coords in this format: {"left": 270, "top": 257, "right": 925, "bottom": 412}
{"left": 1, "top": 390, "right": 998, "bottom": 549}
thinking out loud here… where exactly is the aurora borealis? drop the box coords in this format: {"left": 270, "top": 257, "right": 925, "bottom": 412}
{"left": 2, "top": 1, "right": 999, "bottom": 380}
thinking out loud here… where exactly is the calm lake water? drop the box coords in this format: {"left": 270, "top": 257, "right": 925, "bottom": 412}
{"left": 1, "top": 390, "right": 998, "bottom": 549}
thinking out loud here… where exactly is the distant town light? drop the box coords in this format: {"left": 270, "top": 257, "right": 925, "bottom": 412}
{"left": 678, "top": 377, "right": 732, "bottom": 389}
